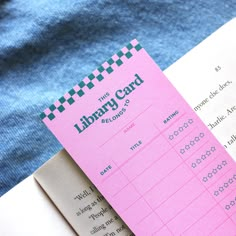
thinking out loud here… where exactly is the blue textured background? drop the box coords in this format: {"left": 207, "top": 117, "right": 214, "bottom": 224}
{"left": 0, "top": 0, "right": 236, "bottom": 196}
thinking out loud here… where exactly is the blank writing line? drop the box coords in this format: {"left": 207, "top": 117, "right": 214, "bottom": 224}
{"left": 99, "top": 104, "right": 153, "bottom": 148}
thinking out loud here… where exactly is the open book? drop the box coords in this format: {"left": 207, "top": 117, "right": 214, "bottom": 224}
{"left": 0, "top": 18, "right": 235, "bottom": 235}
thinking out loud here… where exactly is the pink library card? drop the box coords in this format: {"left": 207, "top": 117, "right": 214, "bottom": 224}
{"left": 41, "top": 40, "right": 236, "bottom": 235}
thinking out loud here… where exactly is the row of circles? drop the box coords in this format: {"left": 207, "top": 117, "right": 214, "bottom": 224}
{"left": 180, "top": 132, "right": 205, "bottom": 154}
{"left": 169, "top": 118, "right": 194, "bottom": 140}
{"left": 202, "top": 160, "right": 227, "bottom": 182}
{"left": 225, "top": 196, "right": 236, "bottom": 210}
{"left": 214, "top": 173, "right": 236, "bottom": 196}
{"left": 191, "top": 146, "right": 216, "bottom": 169}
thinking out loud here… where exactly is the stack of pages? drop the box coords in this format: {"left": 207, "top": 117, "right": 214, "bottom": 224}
{"left": 0, "top": 18, "right": 235, "bottom": 236}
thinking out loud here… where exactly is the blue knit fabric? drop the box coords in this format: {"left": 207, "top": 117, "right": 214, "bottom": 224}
{"left": 0, "top": 0, "right": 236, "bottom": 196}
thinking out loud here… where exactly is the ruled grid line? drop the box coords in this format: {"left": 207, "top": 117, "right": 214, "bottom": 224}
{"left": 134, "top": 123, "right": 227, "bottom": 235}
{"left": 209, "top": 204, "right": 236, "bottom": 235}
{"left": 101, "top": 113, "right": 191, "bottom": 184}
{"left": 188, "top": 187, "right": 236, "bottom": 236}
{"left": 99, "top": 110, "right": 235, "bottom": 235}
{"left": 213, "top": 171, "right": 236, "bottom": 197}
{"left": 111, "top": 146, "right": 173, "bottom": 198}
{"left": 155, "top": 125, "right": 236, "bottom": 234}
{"left": 134, "top": 129, "right": 232, "bottom": 233}
{"left": 151, "top": 185, "right": 236, "bottom": 235}
{"left": 152, "top": 168, "right": 235, "bottom": 235}
{"left": 211, "top": 168, "right": 236, "bottom": 195}
{"left": 104, "top": 118, "right": 204, "bottom": 234}
{"left": 196, "top": 152, "right": 225, "bottom": 180}
{"left": 152, "top": 126, "right": 233, "bottom": 233}
{"left": 99, "top": 95, "right": 185, "bottom": 149}
{"left": 100, "top": 131, "right": 162, "bottom": 183}
{"left": 153, "top": 112, "right": 187, "bottom": 135}
{"left": 99, "top": 104, "right": 153, "bottom": 148}
{"left": 112, "top": 126, "right": 209, "bottom": 198}
{"left": 152, "top": 160, "right": 233, "bottom": 217}
{"left": 112, "top": 118, "right": 215, "bottom": 235}
{"left": 154, "top": 120, "right": 197, "bottom": 148}
{"left": 111, "top": 161, "right": 175, "bottom": 236}
{"left": 113, "top": 140, "right": 213, "bottom": 214}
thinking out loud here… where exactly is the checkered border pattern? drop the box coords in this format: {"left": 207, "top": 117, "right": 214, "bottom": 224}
{"left": 40, "top": 39, "right": 142, "bottom": 121}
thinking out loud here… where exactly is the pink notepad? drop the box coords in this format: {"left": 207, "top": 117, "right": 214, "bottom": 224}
{"left": 41, "top": 40, "right": 236, "bottom": 235}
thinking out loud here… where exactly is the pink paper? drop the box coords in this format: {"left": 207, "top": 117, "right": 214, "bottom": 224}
{"left": 41, "top": 40, "right": 236, "bottom": 235}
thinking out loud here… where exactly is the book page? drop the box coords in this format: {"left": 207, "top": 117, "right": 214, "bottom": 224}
{"left": 34, "top": 150, "right": 133, "bottom": 236}
{"left": 41, "top": 39, "right": 236, "bottom": 235}
{"left": 165, "top": 18, "right": 236, "bottom": 161}
{"left": 0, "top": 176, "right": 76, "bottom": 236}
